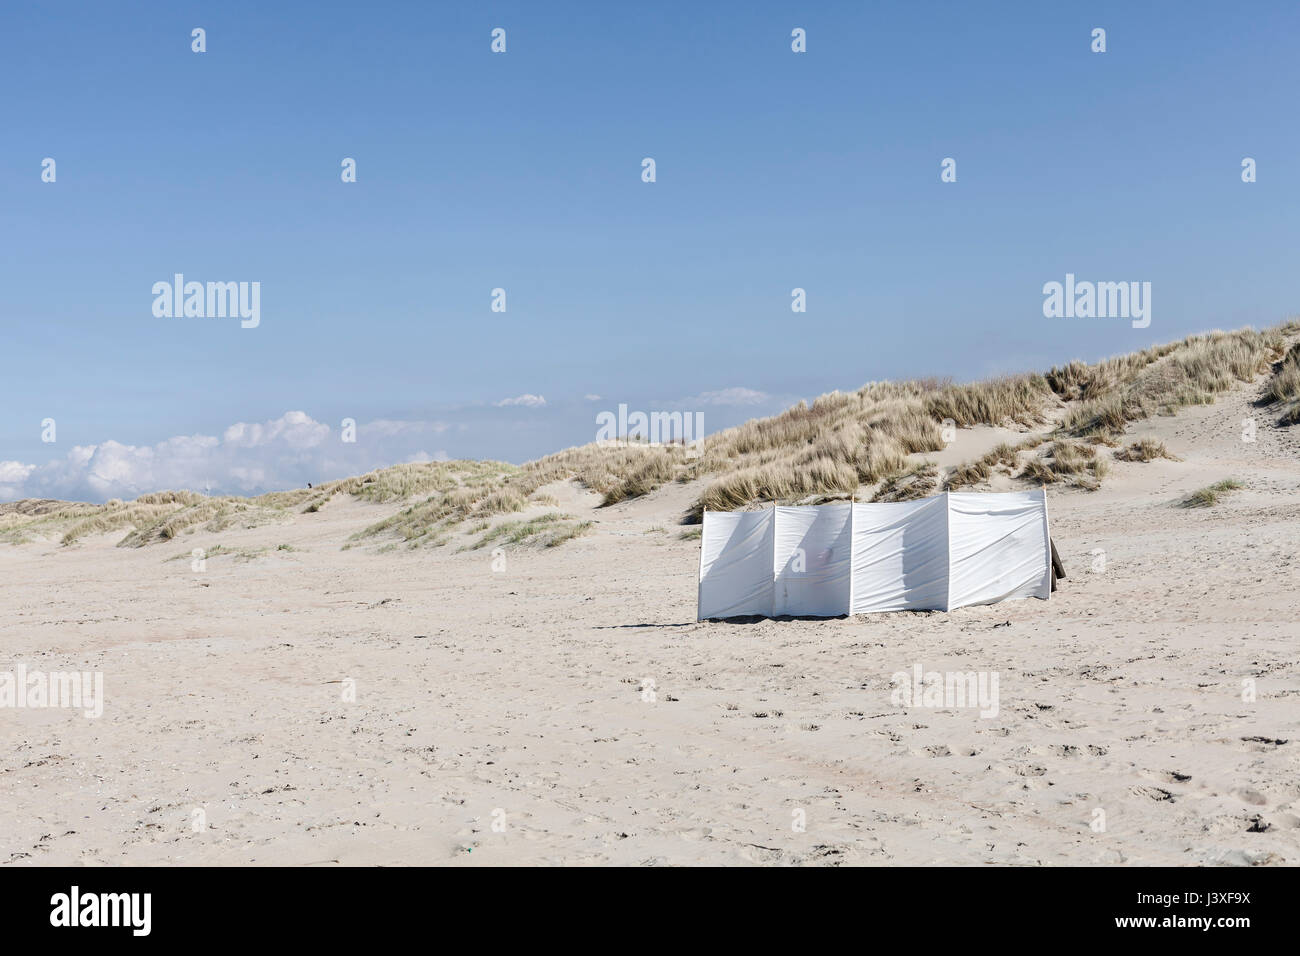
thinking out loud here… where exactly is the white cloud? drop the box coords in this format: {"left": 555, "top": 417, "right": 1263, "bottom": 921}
{"left": 223, "top": 409, "right": 329, "bottom": 449}
{"left": 0, "top": 461, "right": 37, "bottom": 483}
{"left": 0, "top": 411, "right": 463, "bottom": 503}
{"left": 495, "top": 394, "right": 547, "bottom": 408}
{"left": 583, "top": 394, "right": 602, "bottom": 402}
{"left": 0, "top": 461, "right": 36, "bottom": 501}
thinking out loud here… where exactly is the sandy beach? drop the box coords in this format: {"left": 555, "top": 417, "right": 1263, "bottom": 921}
{"left": 1, "top": 365, "right": 1297, "bottom": 867}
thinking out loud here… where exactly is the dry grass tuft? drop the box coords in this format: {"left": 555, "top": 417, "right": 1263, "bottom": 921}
{"left": 1261, "top": 341, "right": 1300, "bottom": 424}
{"left": 944, "top": 459, "right": 990, "bottom": 490}
{"left": 696, "top": 456, "right": 861, "bottom": 516}
{"left": 1016, "top": 440, "right": 1109, "bottom": 490}
{"left": 602, "top": 453, "right": 678, "bottom": 505}
{"left": 944, "top": 439, "right": 1041, "bottom": 490}
{"left": 923, "top": 375, "right": 1051, "bottom": 428}
{"left": 872, "top": 462, "right": 939, "bottom": 502}
{"left": 465, "top": 513, "right": 593, "bottom": 550}
{"left": 1114, "top": 438, "right": 1178, "bottom": 462}
{"left": 1179, "top": 479, "right": 1244, "bottom": 508}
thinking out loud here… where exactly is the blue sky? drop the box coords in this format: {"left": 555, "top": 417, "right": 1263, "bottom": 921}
{"left": 3, "top": 0, "right": 1298, "bottom": 500}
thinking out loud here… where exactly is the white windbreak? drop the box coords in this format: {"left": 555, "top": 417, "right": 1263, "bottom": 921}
{"left": 850, "top": 497, "right": 949, "bottom": 613}
{"left": 946, "top": 489, "right": 1052, "bottom": 610}
{"left": 697, "top": 509, "right": 776, "bottom": 619}
{"left": 698, "top": 490, "right": 1052, "bottom": 620}
{"left": 774, "top": 504, "right": 852, "bottom": 617}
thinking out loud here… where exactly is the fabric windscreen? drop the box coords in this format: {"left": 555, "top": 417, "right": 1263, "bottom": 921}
{"left": 850, "top": 496, "right": 949, "bottom": 613}
{"left": 773, "top": 504, "right": 853, "bottom": 616}
{"left": 697, "top": 509, "right": 776, "bottom": 619}
{"left": 946, "top": 489, "right": 1051, "bottom": 610}
{"left": 698, "top": 491, "right": 1051, "bottom": 620}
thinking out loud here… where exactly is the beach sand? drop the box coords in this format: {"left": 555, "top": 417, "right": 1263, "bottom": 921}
{"left": 2, "top": 379, "right": 1297, "bottom": 866}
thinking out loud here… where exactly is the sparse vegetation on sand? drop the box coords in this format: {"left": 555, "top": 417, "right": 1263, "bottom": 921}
{"left": 1017, "top": 440, "right": 1110, "bottom": 490}
{"left": 679, "top": 377, "right": 1060, "bottom": 517}
{"left": 163, "top": 543, "right": 292, "bottom": 562}
{"left": 872, "top": 462, "right": 938, "bottom": 502}
{"left": 1, "top": 461, "right": 514, "bottom": 551}
{"left": 3, "top": 323, "right": 1296, "bottom": 552}
{"left": 37, "top": 494, "right": 289, "bottom": 548}
{"left": 944, "top": 439, "right": 1040, "bottom": 491}
{"left": 943, "top": 327, "right": 1290, "bottom": 495}
{"left": 465, "top": 513, "right": 593, "bottom": 550}
{"left": 1179, "top": 479, "right": 1244, "bottom": 509}
{"left": 1261, "top": 340, "right": 1300, "bottom": 424}
{"left": 1114, "top": 438, "right": 1178, "bottom": 462}
{"left": 1058, "top": 328, "right": 1287, "bottom": 439}
{"left": 357, "top": 326, "right": 1289, "bottom": 533}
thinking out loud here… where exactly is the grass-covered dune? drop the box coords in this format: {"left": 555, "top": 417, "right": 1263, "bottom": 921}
{"left": 3, "top": 323, "right": 1296, "bottom": 552}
